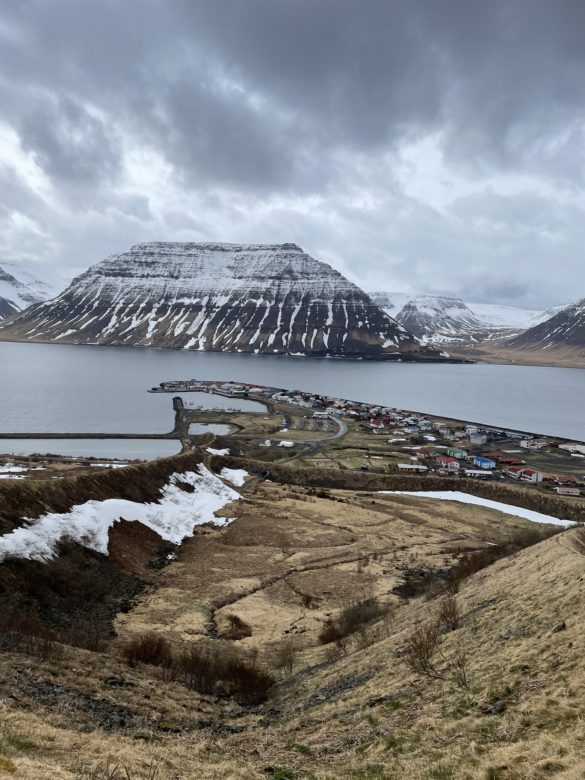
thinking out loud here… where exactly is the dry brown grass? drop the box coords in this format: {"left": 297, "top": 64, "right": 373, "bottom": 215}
{"left": 1, "top": 476, "right": 585, "bottom": 778}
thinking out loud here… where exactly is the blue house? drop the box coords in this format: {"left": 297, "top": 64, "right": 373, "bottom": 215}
{"left": 474, "top": 456, "right": 496, "bottom": 470}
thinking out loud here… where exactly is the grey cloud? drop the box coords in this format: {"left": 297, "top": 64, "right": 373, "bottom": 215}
{"left": 16, "top": 94, "right": 122, "bottom": 187}
{"left": 4, "top": 0, "right": 585, "bottom": 188}
{"left": 0, "top": 1, "right": 584, "bottom": 308}
{"left": 0, "top": 163, "right": 46, "bottom": 218}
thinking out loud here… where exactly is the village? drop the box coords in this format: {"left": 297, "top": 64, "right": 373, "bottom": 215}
{"left": 152, "top": 378, "right": 585, "bottom": 497}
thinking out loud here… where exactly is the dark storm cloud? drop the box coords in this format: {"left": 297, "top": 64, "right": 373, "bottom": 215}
{"left": 16, "top": 94, "right": 122, "bottom": 186}
{"left": 0, "top": 0, "right": 584, "bottom": 307}
{"left": 2, "top": 0, "right": 584, "bottom": 186}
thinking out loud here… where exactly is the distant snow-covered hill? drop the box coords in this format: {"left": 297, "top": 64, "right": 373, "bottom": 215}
{"left": 369, "top": 291, "right": 562, "bottom": 345}
{"left": 0, "top": 243, "right": 437, "bottom": 359}
{"left": 464, "top": 302, "right": 547, "bottom": 330}
{"left": 0, "top": 261, "right": 70, "bottom": 319}
{"left": 369, "top": 292, "right": 494, "bottom": 344}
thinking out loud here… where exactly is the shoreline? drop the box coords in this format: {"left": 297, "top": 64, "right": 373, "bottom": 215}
{"left": 0, "top": 334, "right": 472, "bottom": 363}
{"left": 0, "top": 333, "right": 583, "bottom": 368}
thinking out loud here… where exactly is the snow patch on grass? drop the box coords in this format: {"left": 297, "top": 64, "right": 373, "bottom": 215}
{"left": 206, "top": 447, "right": 230, "bottom": 456}
{"left": 0, "top": 465, "right": 242, "bottom": 562}
{"left": 379, "top": 490, "right": 573, "bottom": 527}
{"left": 220, "top": 467, "right": 248, "bottom": 487}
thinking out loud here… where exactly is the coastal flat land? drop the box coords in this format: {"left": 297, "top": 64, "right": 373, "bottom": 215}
{"left": 450, "top": 342, "right": 585, "bottom": 369}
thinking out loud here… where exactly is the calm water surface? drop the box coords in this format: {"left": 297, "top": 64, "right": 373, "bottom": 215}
{"left": 0, "top": 342, "right": 583, "bottom": 440}
{"left": 188, "top": 423, "right": 234, "bottom": 436}
{"left": 0, "top": 439, "right": 180, "bottom": 459}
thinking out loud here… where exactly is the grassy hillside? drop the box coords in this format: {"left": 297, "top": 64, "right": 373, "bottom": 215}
{"left": 0, "top": 459, "right": 581, "bottom": 779}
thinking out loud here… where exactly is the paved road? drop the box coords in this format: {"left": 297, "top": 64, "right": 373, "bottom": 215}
{"left": 327, "top": 414, "right": 348, "bottom": 441}
{"left": 279, "top": 414, "right": 348, "bottom": 462}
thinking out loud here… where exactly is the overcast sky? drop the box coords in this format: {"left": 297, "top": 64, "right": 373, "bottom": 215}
{"left": 1, "top": 1, "right": 584, "bottom": 309}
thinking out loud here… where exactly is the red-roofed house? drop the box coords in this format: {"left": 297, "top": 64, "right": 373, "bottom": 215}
{"left": 519, "top": 469, "right": 543, "bottom": 483}
{"left": 551, "top": 475, "right": 578, "bottom": 486}
{"left": 434, "top": 455, "right": 460, "bottom": 472}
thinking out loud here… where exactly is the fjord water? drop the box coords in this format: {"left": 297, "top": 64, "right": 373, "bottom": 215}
{"left": 0, "top": 341, "right": 584, "bottom": 440}
{"left": 0, "top": 439, "right": 180, "bottom": 459}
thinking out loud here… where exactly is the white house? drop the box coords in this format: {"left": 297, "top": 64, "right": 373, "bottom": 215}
{"left": 559, "top": 443, "right": 585, "bottom": 455}
{"left": 520, "top": 438, "right": 548, "bottom": 450}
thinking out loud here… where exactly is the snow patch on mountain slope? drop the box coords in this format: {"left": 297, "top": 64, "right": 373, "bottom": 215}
{"left": 0, "top": 465, "right": 244, "bottom": 562}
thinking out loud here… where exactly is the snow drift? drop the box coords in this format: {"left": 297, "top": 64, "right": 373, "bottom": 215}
{"left": 380, "top": 490, "right": 573, "bottom": 527}
{"left": 0, "top": 465, "right": 246, "bottom": 562}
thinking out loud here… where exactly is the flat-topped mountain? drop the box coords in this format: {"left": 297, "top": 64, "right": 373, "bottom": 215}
{"left": 0, "top": 242, "right": 430, "bottom": 358}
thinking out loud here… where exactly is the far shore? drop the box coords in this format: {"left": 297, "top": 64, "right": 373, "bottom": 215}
{"left": 0, "top": 333, "right": 583, "bottom": 368}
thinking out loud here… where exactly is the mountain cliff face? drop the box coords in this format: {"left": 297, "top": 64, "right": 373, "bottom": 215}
{"left": 505, "top": 297, "right": 585, "bottom": 352}
{"left": 0, "top": 243, "right": 425, "bottom": 358}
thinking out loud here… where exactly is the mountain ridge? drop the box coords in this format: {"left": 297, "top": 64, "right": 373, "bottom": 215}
{"left": 505, "top": 296, "right": 585, "bottom": 353}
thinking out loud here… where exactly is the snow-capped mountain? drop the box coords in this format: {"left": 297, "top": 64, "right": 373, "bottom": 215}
{"left": 505, "top": 297, "right": 585, "bottom": 353}
{"left": 399, "top": 296, "right": 488, "bottom": 344}
{"left": 369, "top": 291, "right": 562, "bottom": 345}
{"left": 369, "top": 292, "right": 494, "bottom": 344}
{"left": 0, "top": 261, "right": 70, "bottom": 319}
{"left": 0, "top": 242, "right": 429, "bottom": 358}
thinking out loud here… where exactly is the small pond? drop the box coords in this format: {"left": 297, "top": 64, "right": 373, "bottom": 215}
{"left": 188, "top": 424, "right": 233, "bottom": 436}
